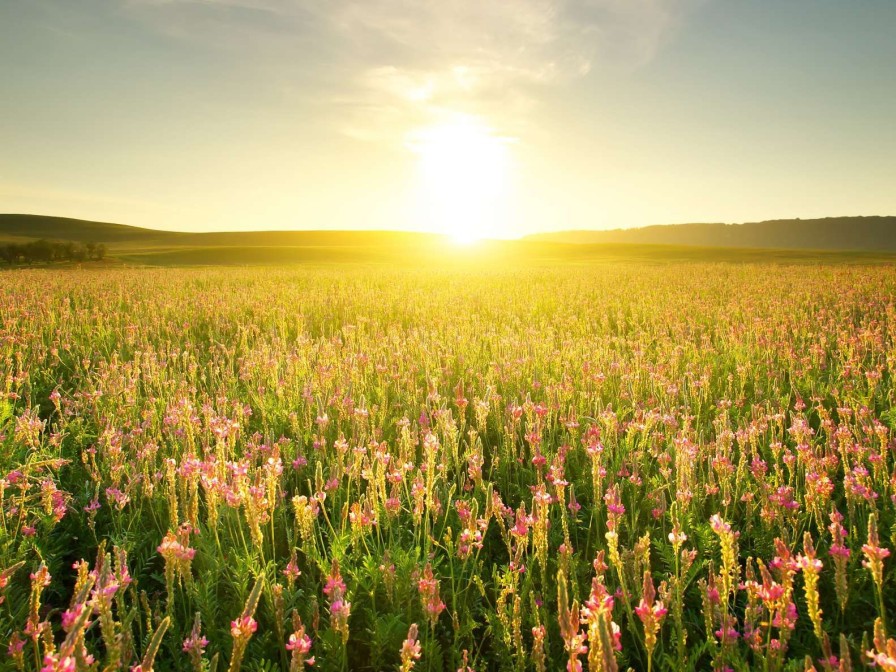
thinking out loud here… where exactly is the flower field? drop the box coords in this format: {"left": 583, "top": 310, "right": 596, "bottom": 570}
{"left": 1, "top": 263, "right": 895, "bottom": 672}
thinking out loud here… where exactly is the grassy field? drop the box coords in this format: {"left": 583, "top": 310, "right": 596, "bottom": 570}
{"left": 1, "top": 261, "right": 896, "bottom": 672}
{"left": 111, "top": 243, "right": 896, "bottom": 267}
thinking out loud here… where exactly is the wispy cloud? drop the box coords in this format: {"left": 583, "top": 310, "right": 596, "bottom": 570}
{"left": 116, "top": 0, "right": 702, "bottom": 143}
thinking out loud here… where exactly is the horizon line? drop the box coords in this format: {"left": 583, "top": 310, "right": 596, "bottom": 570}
{"left": 3, "top": 212, "right": 895, "bottom": 240}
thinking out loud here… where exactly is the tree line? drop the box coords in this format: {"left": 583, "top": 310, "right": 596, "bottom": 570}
{"left": 0, "top": 239, "right": 107, "bottom": 265}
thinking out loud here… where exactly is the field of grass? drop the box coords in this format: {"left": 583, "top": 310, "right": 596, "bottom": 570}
{"left": 1, "top": 262, "right": 896, "bottom": 672}
{"left": 111, "top": 243, "right": 896, "bottom": 268}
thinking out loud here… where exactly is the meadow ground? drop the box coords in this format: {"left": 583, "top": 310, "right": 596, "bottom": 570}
{"left": 2, "top": 259, "right": 896, "bottom": 672}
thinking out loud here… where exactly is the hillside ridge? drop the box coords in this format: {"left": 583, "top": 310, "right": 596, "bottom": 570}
{"left": 0, "top": 214, "right": 444, "bottom": 247}
{"left": 524, "top": 216, "right": 896, "bottom": 250}
{"left": 3, "top": 213, "right": 896, "bottom": 252}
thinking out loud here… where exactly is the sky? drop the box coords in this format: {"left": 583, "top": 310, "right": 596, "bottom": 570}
{"left": 1, "top": 0, "right": 895, "bottom": 239}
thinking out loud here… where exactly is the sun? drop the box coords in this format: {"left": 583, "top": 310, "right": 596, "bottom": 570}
{"left": 408, "top": 118, "right": 513, "bottom": 243}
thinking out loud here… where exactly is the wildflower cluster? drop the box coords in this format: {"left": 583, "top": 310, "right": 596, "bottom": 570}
{"left": 1, "top": 264, "right": 895, "bottom": 670}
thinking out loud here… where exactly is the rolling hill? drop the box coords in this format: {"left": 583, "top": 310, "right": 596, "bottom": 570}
{"left": 0, "top": 214, "right": 467, "bottom": 266}
{"left": 0, "top": 214, "right": 447, "bottom": 248}
{"left": 2, "top": 213, "right": 896, "bottom": 266}
{"left": 524, "top": 216, "right": 896, "bottom": 251}
{"left": 0, "top": 214, "right": 180, "bottom": 243}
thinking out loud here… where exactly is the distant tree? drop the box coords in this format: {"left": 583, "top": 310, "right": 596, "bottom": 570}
{"left": 62, "top": 241, "right": 87, "bottom": 262}
{"left": 71, "top": 242, "right": 87, "bottom": 262}
{"left": 0, "top": 244, "right": 16, "bottom": 264}
{"left": 29, "top": 239, "right": 53, "bottom": 263}
{"left": 0, "top": 239, "right": 104, "bottom": 265}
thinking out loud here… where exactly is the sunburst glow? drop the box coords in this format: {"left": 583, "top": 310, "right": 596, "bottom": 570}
{"left": 408, "top": 118, "right": 514, "bottom": 243}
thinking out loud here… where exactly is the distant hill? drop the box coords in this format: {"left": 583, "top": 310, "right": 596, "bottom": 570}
{"left": 0, "top": 214, "right": 179, "bottom": 243}
{"left": 4, "top": 214, "right": 896, "bottom": 267}
{"left": 525, "top": 217, "right": 896, "bottom": 251}
{"left": 0, "top": 214, "right": 443, "bottom": 247}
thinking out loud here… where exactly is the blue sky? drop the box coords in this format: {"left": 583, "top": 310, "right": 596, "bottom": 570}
{"left": 2, "top": 0, "right": 894, "bottom": 237}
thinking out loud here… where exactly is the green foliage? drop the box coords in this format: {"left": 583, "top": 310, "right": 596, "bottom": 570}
{"left": 1, "top": 263, "right": 896, "bottom": 671}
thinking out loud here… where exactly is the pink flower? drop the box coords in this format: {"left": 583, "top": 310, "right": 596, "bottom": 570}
{"left": 862, "top": 544, "right": 891, "bottom": 563}
{"left": 796, "top": 554, "right": 823, "bottom": 573}
{"left": 41, "top": 654, "right": 76, "bottom": 672}
{"left": 287, "top": 632, "right": 312, "bottom": 654}
{"left": 231, "top": 616, "right": 258, "bottom": 639}
{"left": 286, "top": 616, "right": 314, "bottom": 669}
{"left": 7, "top": 633, "right": 25, "bottom": 657}
{"left": 635, "top": 572, "right": 666, "bottom": 656}
{"left": 183, "top": 630, "right": 209, "bottom": 655}
{"left": 400, "top": 623, "right": 422, "bottom": 670}
{"left": 283, "top": 557, "right": 301, "bottom": 582}
{"left": 709, "top": 514, "right": 731, "bottom": 535}
{"left": 829, "top": 543, "right": 851, "bottom": 559}
{"left": 323, "top": 573, "right": 346, "bottom": 599}
{"left": 418, "top": 563, "right": 446, "bottom": 627}
{"left": 61, "top": 604, "right": 85, "bottom": 631}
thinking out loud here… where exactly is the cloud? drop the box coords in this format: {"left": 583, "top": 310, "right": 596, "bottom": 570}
{"left": 325, "top": 0, "right": 703, "bottom": 144}
{"left": 116, "top": 0, "right": 702, "bottom": 143}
